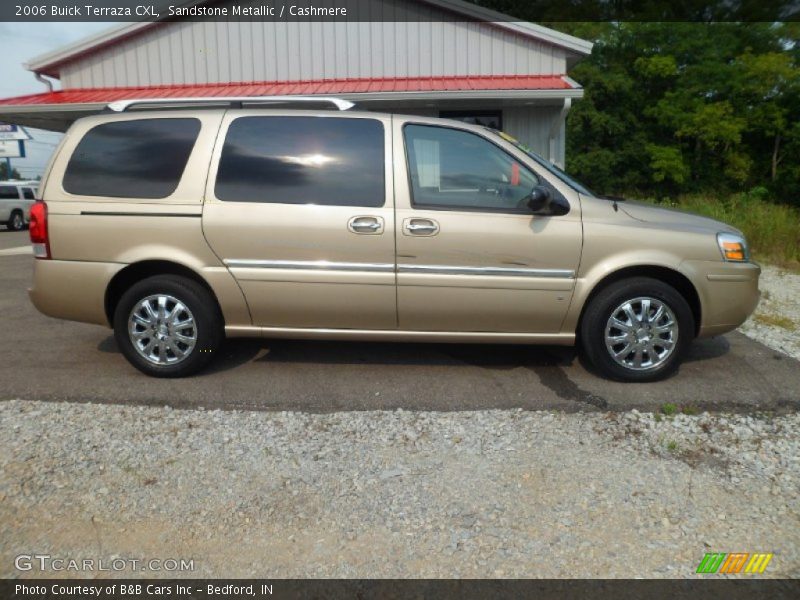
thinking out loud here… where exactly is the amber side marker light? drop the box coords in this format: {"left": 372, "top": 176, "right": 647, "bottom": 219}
{"left": 717, "top": 232, "right": 749, "bottom": 262}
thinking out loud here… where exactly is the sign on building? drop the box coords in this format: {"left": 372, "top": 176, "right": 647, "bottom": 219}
{"left": 0, "top": 123, "right": 30, "bottom": 160}
{"left": 0, "top": 140, "right": 25, "bottom": 158}
{"left": 0, "top": 124, "right": 31, "bottom": 141}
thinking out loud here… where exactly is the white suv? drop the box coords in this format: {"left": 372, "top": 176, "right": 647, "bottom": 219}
{"left": 0, "top": 180, "right": 38, "bottom": 231}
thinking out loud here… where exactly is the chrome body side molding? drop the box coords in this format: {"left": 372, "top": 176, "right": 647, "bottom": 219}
{"left": 225, "top": 259, "right": 394, "bottom": 272}
{"left": 224, "top": 259, "right": 576, "bottom": 279}
{"left": 397, "top": 264, "right": 575, "bottom": 278}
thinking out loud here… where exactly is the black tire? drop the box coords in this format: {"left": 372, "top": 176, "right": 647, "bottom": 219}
{"left": 8, "top": 210, "right": 25, "bottom": 232}
{"left": 113, "top": 275, "right": 223, "bottom": 378}
{"left": 580, "top": 277, "right": 695, "bottom": 382}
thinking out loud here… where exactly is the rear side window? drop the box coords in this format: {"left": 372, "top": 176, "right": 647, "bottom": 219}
{"left": 22, "top": 188, "right": 35, "bottom": 200}
{"left": 0, "top": 185, "right": 17, "bottom": 199}
{"left": 63, "top": 118, "right": 200, "bottom": 199}
{"left": 215, "top": 116, "right": 385, "bottom": 206}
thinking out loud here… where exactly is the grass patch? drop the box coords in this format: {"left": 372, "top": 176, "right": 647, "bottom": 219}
{"left": 659, "top": 403, "right": 699, "bottom": 416}
{"left": 661, "top": 403, "right": 678, "bottom": 416}
{"left": 640, "top": 190, "right": 800, "bottom": 269}
{"left": 754, "top": 312, "right": 796, "bottom": 331}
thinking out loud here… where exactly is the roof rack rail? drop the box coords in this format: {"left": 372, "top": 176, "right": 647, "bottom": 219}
{"left": 106, "top": 95, "right": 355, "bottom": 112}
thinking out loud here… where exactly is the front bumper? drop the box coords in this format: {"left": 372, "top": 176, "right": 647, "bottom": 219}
{"left": 682, "top": 260, "right": 761, "bottom": 338}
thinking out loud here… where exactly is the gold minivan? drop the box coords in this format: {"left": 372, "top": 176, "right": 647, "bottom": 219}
{"left": 28, "top": 97, "right": 760, "bottom": 381}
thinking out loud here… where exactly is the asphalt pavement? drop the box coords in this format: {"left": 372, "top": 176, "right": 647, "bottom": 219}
{"left": 1, "top": 228, "right": 799, "bottom": 413}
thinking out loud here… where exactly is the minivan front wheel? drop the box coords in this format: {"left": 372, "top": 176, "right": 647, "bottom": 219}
{"left": 113, "top": 275, "right": 223, "bottom": 377}
{"left": 580, "top": 277, "right": 694, "bottom": 382}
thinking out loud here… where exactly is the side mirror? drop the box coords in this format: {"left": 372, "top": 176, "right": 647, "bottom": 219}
{"left": 527, "top": 185, "right": 551, "bottom": 212}
{"left": 526, "top": 185, "right": 569, "bottom": 215}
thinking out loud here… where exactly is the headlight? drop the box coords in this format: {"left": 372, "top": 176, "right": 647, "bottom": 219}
{"left": 717, "top": 232, "right": 749, "bottom": 262}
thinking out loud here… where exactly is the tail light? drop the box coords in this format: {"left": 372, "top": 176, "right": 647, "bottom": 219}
{"left": 29, "top": 201, "right": 50, "bottom": 259}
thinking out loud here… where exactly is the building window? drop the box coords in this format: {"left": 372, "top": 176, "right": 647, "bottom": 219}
{"left": 63, "top": 118, "right": 200, "bottom": 199}
{"left": 404, "top": 124, "right": 538, "bottom": 212}
{"left": 440, "top": 110, "right": 502, "bottom": 130}
{"left": 215, "top": 116, "right": 385, "bottom": 207}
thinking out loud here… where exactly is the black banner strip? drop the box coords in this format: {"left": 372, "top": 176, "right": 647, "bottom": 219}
{"left": 3, "top": 579, "right": 800, "bottom": 600}
{"left": 3, "top": 0, "right": 798, "bottom": 23}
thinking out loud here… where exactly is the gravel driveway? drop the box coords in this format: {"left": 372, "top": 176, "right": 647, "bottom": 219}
{"left": 740, "top": 265, "right": 800, "bottom": 361}
{"left": 2, "top": 239, "right": 798, "bottom": 579}
{"left": 2, "top": 400, "right": 798, "bottom": 578}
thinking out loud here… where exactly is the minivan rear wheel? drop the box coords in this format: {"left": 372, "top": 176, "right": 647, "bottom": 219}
{"left": 580, "top": 277, "right": 694, "bottom": 382}
{"left": 113, "top": 275, "right": 223, "bottom": 377}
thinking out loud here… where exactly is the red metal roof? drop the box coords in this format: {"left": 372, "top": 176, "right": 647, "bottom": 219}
{"left": 0, "top": 75, "right": 574, "bottom": 106}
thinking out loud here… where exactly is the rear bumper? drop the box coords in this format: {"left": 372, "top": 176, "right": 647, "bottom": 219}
{"left": 29, "top": 259, "right": 120, "bottom": 327}
{"left": 682, "top": 260, "right": 761, "bottom": 338}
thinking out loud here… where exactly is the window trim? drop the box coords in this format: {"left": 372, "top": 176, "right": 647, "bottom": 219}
{"left": 62, "top": 117, "right": 202, "bottom": 200}
{"left": 213, "top": 114, "right": 388, "bottom": 208}
{"left": 401, "top": 122, "right": 567, "bottom": 216}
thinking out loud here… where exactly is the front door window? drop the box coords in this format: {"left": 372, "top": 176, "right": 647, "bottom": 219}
{"left": 404, "top": 124, "right": 538, "bottom": 213}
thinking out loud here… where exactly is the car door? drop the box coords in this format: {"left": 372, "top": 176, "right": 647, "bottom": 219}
{"left": 393, "top": 117, "right": 582, "bottom": 333}
{"left": 202, "top": 111, "right": 396, "bottom": 330}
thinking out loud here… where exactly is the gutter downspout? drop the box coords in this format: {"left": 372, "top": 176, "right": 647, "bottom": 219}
{"left": 548, "top": 97, "right": 572, "bottom": 168}
{"left": 33, "top": 72, "right": 54, "bottom": 93}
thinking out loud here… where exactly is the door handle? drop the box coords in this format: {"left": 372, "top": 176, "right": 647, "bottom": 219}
{"left": 348, "top": 216, "right": 384, "bottom": 234}
{"left": 404, "top": 218, "right": 439, "bottom": 236}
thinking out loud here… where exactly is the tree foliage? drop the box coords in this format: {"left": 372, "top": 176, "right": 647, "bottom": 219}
{"left": 551, "top": 23, "right": 800, "bottom": 203}
{"left": 0, "top": 162, "right": 21, "bottom": 180}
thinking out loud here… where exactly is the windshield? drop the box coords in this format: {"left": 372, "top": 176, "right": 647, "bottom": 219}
{"left": 490, "top": 129, "right": 596, "bottom": 197}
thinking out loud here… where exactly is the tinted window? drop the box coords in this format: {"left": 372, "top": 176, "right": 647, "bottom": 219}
{"left": 0, "top": 185, "right": 17, "bottom": 199}
{"left": 215, "top": 117, "right": 385, "bottom": 207}
{"left": 63, "top": 118, "right": 200, "bottom": 199}
{"left": 22, "top": 188, "right": 35, "bottom": 200}
{"left": 404, "top": 125, "right": 538, "bottom": 212}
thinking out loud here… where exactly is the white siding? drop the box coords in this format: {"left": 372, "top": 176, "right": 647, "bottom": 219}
{"left": 59, "top": 1, "right": 569, "bottom": 88}
{"left": 503, "top": 105, "right": 564, "bottom": 165}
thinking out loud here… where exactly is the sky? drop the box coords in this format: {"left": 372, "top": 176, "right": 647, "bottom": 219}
{"left": 0, "top": 22, "right": 117, "bottom": 179}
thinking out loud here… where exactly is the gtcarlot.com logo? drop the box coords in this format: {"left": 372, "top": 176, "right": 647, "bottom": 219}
{"left": 15, "top": 553, "right": 195, "bottom": 572}
{"left": 696, "top": 552, "right": 773, "bottom": 574}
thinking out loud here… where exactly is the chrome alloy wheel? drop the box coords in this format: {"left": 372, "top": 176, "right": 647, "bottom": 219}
{"left": 604, "top": 296, "right": 678, "bottom": 371}
{"left": 128, "top": 294, "right": 197, "bottom": 365}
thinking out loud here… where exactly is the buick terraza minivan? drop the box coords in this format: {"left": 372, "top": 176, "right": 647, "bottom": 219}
{"left": 28, "top": 97, "right": 760, "bottom": 381}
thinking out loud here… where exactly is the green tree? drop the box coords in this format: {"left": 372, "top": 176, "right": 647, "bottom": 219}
{"left": 734, "top": 51, "right": 800, "bottom": 184}
{"left": 553, "top": 22, "right": 800, "bottom": 203}
{"left": 0, "top": 162, "right": 21, "bottom": 180}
